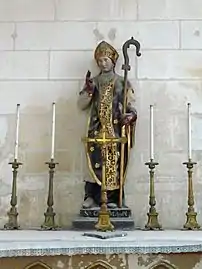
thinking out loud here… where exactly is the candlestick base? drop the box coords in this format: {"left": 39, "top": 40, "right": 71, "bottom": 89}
{"left": 183, "top": 211, "right": 200, "bottom": 230}
{"left": 41, "top": 207, "right": 58, "bottom": 230}
{"left": 4, "top": 206, "right": 19, "bottom": 230}
{"left": 145, "top": 208, "right": 162, "bottom": 231}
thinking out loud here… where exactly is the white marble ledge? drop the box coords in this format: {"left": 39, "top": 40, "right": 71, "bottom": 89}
{"left": 0, "top": 230, "right": 202, "bottom": 257}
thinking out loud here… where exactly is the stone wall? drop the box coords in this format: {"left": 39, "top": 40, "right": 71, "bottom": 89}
{"left": 1, "top": 253, "right": 202, "bottom": 269}
{"left": 0, "top": 0, "right": 202, "bottom": 228}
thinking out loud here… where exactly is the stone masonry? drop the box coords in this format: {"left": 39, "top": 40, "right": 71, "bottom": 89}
{"left": 0, "top": 0, "right": 202, "bottom": 229}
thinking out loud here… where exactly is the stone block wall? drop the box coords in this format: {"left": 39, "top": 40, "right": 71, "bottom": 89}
{"left": 0, "top": 0, "right": 202, "bottom": 228}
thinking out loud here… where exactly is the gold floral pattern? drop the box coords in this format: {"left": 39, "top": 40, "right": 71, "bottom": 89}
{"left": 98, "top": 80, "right": 119, "bottom": 190}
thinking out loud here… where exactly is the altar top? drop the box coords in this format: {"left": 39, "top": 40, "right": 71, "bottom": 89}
{"left": 0, "top": 230, "right": 202, "bottom": 258}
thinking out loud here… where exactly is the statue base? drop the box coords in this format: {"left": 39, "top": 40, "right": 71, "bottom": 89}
{"left": 72, "top": 207, "right": 134, "bottom": 230}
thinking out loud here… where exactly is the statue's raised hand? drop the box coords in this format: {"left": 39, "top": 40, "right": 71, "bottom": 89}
{"left": 85, "top": 70, "right": 94, "bottom": 95}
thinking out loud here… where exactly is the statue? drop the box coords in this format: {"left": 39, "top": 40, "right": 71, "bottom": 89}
{"left": 78, "top": 40, "right": 138, "bottom": 209}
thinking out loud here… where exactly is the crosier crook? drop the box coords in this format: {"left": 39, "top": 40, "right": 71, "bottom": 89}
{"left": 119, "top": 37, "right": 141, "bottom": 207}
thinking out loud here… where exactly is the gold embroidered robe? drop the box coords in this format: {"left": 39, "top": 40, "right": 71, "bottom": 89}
{"left": 78, "top": 70, "right": 137, "bottom": 194}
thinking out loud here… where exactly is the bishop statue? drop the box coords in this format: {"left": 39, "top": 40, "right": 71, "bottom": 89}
{"left": 78, "top": 40, "right": 137, "bottom": 209}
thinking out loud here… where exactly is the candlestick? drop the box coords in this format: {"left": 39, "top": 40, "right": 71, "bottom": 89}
{"left": 188, "top": 103, "right": 192, "bottom": 160}
{"left": 41, "top": 159, "right": 59, "bottom": 230}
{"left": 183, "top": 160, "right": 200, "bottom": 230}
{"left": 150, "top": 105, "right": 154, "bottom": 160}
{"left": 4, "top": 160, "right": 22, "bottom": 230}
{"left": 51, "top": 102, "right": 56, "bottom": 160}
{"left": 14, "top": 104, "right": 20, "bottom": 160}
{"left": 144, "top": 160, "right": 162, "bottom": 230}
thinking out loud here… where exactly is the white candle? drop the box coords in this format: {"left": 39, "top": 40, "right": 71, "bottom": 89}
{"left": 150, "top": 105, "right": 154, "bottom": 160}
{"left": 14, "top": 104, "right": 20, "bottom": 160}
{"left": 188, "top": 103, "right": 192, "bottom": 160}
{"left": 51, "top": 102, "right": 56, "bottom": 160}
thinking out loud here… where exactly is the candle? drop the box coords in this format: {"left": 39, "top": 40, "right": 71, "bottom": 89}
{"left": 188, "top": 103, "right": 192, "bottom": 160}
{"left": 14, "top": 104, "right": 20, "bottom": 160}
{"left": 51, "top": 102, "right": 56, "bottom": 160}
{"left": 150, "top": 105, "right": 154, "bottom": 160}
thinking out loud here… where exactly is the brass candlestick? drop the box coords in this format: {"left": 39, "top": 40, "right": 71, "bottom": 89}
{"left": 145, "top": 159, "right": 162, "bottom": 230}
{"left": 4, "top": 159, "right": 22, "bottom": 230}
{"left": 183, "top": 159, "right": 200, "bottom": 230}
{"left": 82, "top": 126, "right": 127, "bottom": 232}
{"left": 41, "top": 159, "right": 59, "bottom": 230}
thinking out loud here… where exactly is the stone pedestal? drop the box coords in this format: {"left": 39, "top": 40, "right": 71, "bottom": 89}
{"left": 72, "top": 207, "right": 135, "bottom": 230}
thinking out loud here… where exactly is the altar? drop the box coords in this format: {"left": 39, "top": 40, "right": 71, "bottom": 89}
{"left": 0, "top": 230, "right": 201, "bottom": 269}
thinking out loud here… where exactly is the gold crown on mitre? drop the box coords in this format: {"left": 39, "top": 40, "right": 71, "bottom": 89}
{"left": 94, "top": 41, "right": 119, "bottom": 64}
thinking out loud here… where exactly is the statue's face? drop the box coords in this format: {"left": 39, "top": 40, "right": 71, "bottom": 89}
{"left": 97, "top": 56, "right": 114, "bottom": 72}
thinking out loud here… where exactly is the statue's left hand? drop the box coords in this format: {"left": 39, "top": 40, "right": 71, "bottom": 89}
{"left": 121, "top": 113, "right": 137, "bottom": 126}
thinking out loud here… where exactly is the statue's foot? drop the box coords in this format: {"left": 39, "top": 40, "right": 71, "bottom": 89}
{"left": 82, "top": 197, "right": 96, "bottom": 209}
{"left": 107, "top": 203, "right": 118, "bottom": 209}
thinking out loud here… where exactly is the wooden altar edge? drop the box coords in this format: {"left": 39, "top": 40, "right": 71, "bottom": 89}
{"left": 0, "top": 230, "right": 201, "bottom": 257}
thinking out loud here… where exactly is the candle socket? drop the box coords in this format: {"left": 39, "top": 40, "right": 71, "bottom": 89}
{"left": 4, "top": 159, "right": 22, "bottom": 230}
{"left": 41, "top": 159, "right": 59, "bottom": 230}
{"left": 144, "top": 159, "right": 162, "bottom": 231}
{"left": 183, "top": 159, "right": 200, "bottom": 230}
